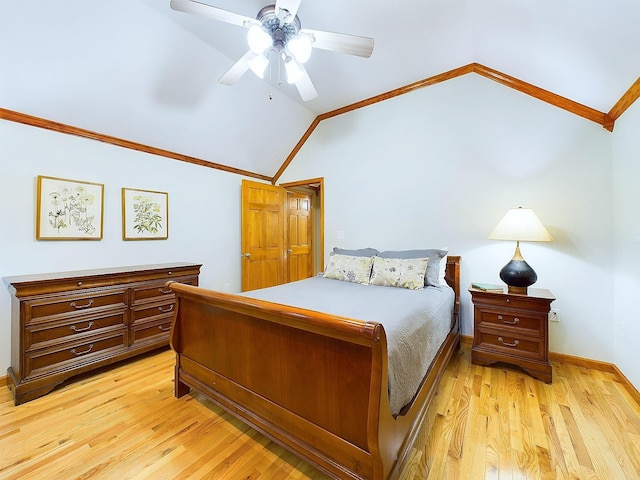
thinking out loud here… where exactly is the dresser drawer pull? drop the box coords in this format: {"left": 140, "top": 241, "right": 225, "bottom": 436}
{"left": 158, "top": 325, "right": 171, "bottom": 332}
{"left": 70, "top": 299, "right": 94, "bottom": 309}
{"left": 498, "top": 315, "right": 520, "bottom": 325}
{"left": 70, "top": 321, "right": 94, "bottom": 333}
{"left": 71, "top": 344, "right": 94, "bottom": 356}
{"left": 158, "top": 304, "right": 174, "bottom": 313}
{"left": 158, "top": 287, "right": 172, "bottom": 294}
{"left": 498, "top": 337, "right": 519, "bottom": 348}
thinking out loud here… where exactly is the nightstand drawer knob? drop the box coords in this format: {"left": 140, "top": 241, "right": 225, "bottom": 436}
{"left": 498, "top": 337, "right": 519, "bottom": 348}
{"left": 498, "top": 315, "right": 519, "bottom": 325}
{"left": 506, "top": 298, "right": 511, "bottom": 303}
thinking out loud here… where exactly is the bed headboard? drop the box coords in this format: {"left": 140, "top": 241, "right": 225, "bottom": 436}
{"left": 445, "top": 255, "right": 461, "bottom": 317}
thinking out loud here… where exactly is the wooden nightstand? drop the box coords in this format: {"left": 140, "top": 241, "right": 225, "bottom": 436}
{"left": 469, "top": 285, "right": 555, "bottom": 382}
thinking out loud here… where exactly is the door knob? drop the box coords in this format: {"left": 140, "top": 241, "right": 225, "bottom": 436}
{"left": 242, "top": 253, "right": 251, "bottom": 258}
{"left": 287, "top": 249, "right": 292, "bottom": 253}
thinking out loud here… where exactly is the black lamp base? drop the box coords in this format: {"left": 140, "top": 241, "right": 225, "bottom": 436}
{"left": 499, "top": 258, "right": 537, "bottom": 295}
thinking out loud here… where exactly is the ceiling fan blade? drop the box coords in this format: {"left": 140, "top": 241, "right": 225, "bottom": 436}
{"left": 275, "top": 0, "right": 301, "bottom": 22}
{"left": 170, "top": 0, "right": 256, "bottom": 28}
{"left": 294, "top": 65, "right": 318, "bottom": 101}
{"left": 218, "top": 50, "right": 257, "bottom": 85}
{"left": 302, "top": 29, "right": 374, "bottom": 58}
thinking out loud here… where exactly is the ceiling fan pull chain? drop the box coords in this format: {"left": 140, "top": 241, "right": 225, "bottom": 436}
{"left": 268, "top": 52, "right": 274, "bottom": 100}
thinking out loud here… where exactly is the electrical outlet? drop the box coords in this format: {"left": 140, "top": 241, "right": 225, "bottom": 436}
{"left": 548, "top": 309, "right": 560, "bottom": 322}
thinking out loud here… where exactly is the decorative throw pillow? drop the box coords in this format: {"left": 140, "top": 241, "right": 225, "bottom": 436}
{"left": 323, "top": 253, "right": 374, "bottom": 285}
{"left": 370, "top": 256, "right": 429, "bottom": 290}
{"left": 379, "top": 249, "right": 447, "bottom": 286}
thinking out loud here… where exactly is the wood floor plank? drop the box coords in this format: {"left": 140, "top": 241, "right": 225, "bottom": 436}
{"left": 1, "top": 346, "right": 639, "bottom": 479}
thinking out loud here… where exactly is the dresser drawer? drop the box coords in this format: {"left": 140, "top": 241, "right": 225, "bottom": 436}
{"left": 131, "top": 300, "right": 175, "bottom": 325}
{"left": 26, "top": 289, "right": 128, "bottom": 324}
{"left": 474, "top": 329, "right": 545, "bottom": 361}
{"left": 131, "top": 319, "right": 172, "bottom": 347}
{"left": 131, "top": 276, "right": 197, "bottom": 305}
{"left": 25, "top": 310, "right": 128, "bottom": 351}
{"left": 24, "top": 332, "right": 128, "bottom": 378}
{"left": 472, "top": 291, "right": 552, "bottom": 312}
{"left": 476, "top": 309, "right": 543, "bottom": 335}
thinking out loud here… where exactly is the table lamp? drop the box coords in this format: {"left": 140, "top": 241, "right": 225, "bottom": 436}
{"left": 488, "top": 207, "right": 553, "bottom": 294}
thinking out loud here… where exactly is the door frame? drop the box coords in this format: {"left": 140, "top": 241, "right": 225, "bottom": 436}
{"left": 279, "top": 177, "right": 324, "bottom": 276}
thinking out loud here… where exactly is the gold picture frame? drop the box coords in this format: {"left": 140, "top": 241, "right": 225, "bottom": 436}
{"left": 36, "top": 175, "right": 104, "bottom": 240}
{"left": 122, "top": 188, "right": 169, "bottom": 240}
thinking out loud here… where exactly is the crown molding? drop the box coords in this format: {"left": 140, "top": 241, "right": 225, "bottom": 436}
{"left": 608, "top": 77, "right": 640, "bottom": 124}
{"left": 0, "top": 108, "right": 272, "bottom": 182}
{"left": 273, "top": 63, "right": 637, "bottom": 182}
{"left": 2, "top": 64, "right": 638, "bottom": 183}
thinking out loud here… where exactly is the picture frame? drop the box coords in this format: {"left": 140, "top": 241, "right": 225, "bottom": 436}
{"left": 36, "top": 175, "right": 104, "bottom": 240}
{"left": 122, "top": 188, "right": 169, "bottom": 240}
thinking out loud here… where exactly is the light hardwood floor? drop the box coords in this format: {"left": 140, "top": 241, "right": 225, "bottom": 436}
{"left": 1, "top": 345, "right": 639, "bottom": 479}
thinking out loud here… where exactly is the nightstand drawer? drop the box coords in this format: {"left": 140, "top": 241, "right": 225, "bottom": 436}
{"left": 470, "top": 288, "right": 554, "bottom": 312}
{"left": 475, "top": 330, "right": 545, "bottom": 361}
{"left": 476, "top": 309, "right": 543, "bottom": 335}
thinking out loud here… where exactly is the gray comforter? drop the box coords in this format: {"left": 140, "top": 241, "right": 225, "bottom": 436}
{"left": 241, "top": 275, "right": 454, "bottom": 415}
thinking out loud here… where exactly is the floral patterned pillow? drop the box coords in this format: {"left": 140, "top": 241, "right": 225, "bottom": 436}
{"left": 370, "top": 257, "right": 429, "bottom": 290}
{"left": 323, "top": 253, "right": 374, "bottom": 285}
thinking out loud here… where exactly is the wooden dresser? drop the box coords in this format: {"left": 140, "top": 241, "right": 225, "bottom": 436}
{"left": 4, "top": 262, "right": 201, "bottom": 405}
{"left": 469, "top": 285, "right": 555, "bottom": 383}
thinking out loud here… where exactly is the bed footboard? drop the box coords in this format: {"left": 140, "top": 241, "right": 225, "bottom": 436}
{"left": 168, "top": 256, "right": 461, "bottom": 479}
{"left": 169, "top": 283, "right": 389, "bottom": 479}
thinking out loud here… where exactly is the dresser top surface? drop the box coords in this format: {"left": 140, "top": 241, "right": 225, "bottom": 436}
{"left": 3, "top": 262, "right": 202, "bottom": 289}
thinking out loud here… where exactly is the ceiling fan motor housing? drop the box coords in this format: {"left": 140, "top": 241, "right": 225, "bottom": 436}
{"left": 256, "top": 5, "right": 301, "bottom": 53}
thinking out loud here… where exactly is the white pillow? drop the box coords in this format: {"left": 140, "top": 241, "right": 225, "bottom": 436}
{"left": 370, "top": 256, "right": 429, "bottom": 290}
{"left": 323, "top": 253, "right": 374, "bottom": 285}
{"left": 439, "top": 246, "right": 449, "bottom": 286}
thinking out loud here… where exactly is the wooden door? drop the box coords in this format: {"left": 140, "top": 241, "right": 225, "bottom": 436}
{"left": 286, "top": 190, "right": 313, "bottom": 283}
{"left": 241, "top": 180, "right": 284, "bottom": 292}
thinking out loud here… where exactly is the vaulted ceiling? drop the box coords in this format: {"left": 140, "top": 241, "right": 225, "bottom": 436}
{"left": 2, "top": 0, "right": 639, "bottom": 178}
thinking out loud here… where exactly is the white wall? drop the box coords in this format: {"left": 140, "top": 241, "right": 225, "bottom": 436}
{"left": 280, "top": 74, "right": 616, "bottom": 364}
{"left": 612, "top": 98, "right": 640, "bottom": 388}
{"left": 0, "top": 119, "right": 246, "bottom": 374}
{"left": 3, "top": 73, "right": 635, "bottom": 391}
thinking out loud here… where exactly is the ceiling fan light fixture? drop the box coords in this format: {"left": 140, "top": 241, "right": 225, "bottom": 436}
{"left": 247, "top": 24, "right": 272, "bottom": 54}
{"left": 284, "top": 56, "right": 303, "bottom": 84}
{"left": 247, "top": 53, "right": 269, "bottom": 79}
{"left": 288, "top": 33, "right": 313, "bottom": 63}
{"left": 171, "top": 0, "right": 374, "bottom": 101}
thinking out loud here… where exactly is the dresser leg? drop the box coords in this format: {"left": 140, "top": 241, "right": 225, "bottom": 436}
{"left": 521, "top": 365, "right": 552, "bottom": 383}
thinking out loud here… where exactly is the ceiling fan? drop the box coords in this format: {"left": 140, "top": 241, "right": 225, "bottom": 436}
{"left": 170, "top": 0, "right": 374, "bottom": 101}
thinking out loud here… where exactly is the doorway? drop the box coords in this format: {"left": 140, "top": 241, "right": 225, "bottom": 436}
{"left": 240, "top": 178, "right": 324, "bottom": 291}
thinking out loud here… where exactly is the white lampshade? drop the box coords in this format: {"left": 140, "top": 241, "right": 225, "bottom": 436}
{"left": 284, "top": 57, "right": 303, "bottom": 84}
{"left": 488, "top": 207, "right": 553, "bottom": 242}
{"left": 288, "top": 33, "right": 313, "bottom": 63}
{"left": 247, "top": 25, "right": 272, "bottom": 54}
{"left": 247, "top": 54, "right": 269, "bottom": 79}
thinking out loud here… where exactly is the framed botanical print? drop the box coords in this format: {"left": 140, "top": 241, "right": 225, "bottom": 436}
{"left": 122, "top": 188, "right": 168, "bottom": 240}
{"left": 36, "top": 175, "right": 104, "bottom": 240}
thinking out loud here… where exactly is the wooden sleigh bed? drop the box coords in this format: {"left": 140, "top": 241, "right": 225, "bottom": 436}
{"left": 168, "top": 256, "right": 461, "bottom": 480}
